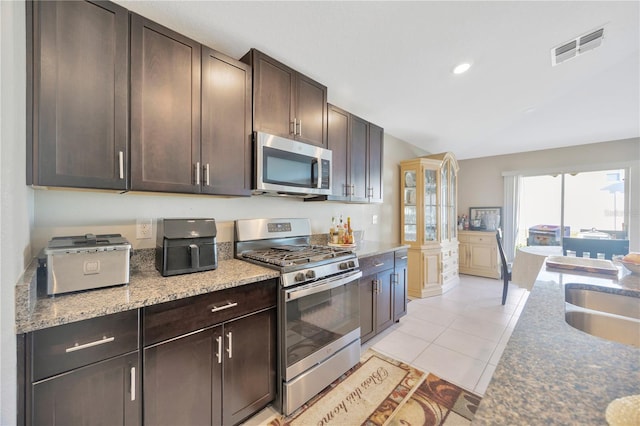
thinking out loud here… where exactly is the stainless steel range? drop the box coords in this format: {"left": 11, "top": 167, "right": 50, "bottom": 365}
{"left": 235, "top": 218, "right": 362, "bottom": 415}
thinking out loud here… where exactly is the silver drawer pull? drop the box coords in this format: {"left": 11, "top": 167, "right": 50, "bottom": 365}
{"left": 374, "top": 262, "right": 385, "bottom": 267}
{"left": 65, "top": 336, "right": 115, "bottom": 353}
{"left": 210, "top": 301, "right": 238, "bottom": 313}
{"left": 399, "top": 256, "right": 408, "bottom": 260}
{"left": 118, "top": 151, "right": 124, "bottom": 179}
{"left": 226, "top": 332, "right": 233, "bottom": 359}
{"left": 216, "top": 335, "right": 222, "bottom": 364}
{"left": 130, "top": 367, "right": 136, "bottom": 401}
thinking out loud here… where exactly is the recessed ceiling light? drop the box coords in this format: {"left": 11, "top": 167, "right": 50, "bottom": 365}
{"left": 453, "top": 62, "right": 471, "bottom": 74}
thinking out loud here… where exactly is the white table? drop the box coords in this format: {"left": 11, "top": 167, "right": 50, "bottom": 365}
{"left": 511, "top": 245, "right": 563, "bottom": 290}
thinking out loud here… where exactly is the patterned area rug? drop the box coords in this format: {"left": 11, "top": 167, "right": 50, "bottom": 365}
{"left": 268, "top": 349, "right": 481, "bottom": 426}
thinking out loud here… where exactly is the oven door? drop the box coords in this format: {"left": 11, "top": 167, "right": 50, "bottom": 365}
{"left": 282, "top": 270, "right": 362, "bottom": 380}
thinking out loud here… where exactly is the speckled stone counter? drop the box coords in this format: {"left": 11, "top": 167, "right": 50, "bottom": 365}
{"left": 474, "top": 265, "right": 640, "bottom": 425}
{"left": 354, "top": 241, "right": 408, "bottom": 258}
{"left": 15, "top": 245, "right": 279, "bottom": 334}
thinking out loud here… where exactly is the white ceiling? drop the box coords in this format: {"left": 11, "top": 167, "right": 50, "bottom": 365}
{"left": 117, "top": 1, "right": 640, "bottom": 160}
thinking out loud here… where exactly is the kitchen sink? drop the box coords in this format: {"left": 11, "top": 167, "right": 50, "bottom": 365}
{"left": 565, "top": 286, "right": 640, "bottom": 348}
{"left": 565, "top": 287, "right": 640, "bottom": 320}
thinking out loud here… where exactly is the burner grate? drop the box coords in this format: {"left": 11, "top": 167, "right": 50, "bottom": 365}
{"left": 241, "top": 245, "right": 352, "bottom": 268}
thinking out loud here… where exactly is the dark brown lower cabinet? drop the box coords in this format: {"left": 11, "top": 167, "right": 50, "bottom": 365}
{"left": 359, "top": 250, "right": 408, "bottom": 343}
{"left": 144, "top": 307, "right": 276, "bottom": 426}
{"left": 393, "top": 250, "right": 409, "bottom": 322}
{"left": 32, "top": 352, "right": 139, "bottom": 425}
{"left": 359, "top": 252, "right": 395, "bottom": 344}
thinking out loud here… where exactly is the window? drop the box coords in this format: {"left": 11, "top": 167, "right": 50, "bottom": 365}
{"left": 518, "top": 168, "right": 627, "bottom": 247}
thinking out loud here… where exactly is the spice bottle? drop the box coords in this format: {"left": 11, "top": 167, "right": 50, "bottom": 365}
{"left": 337, "top": 215, "right": 345, "bottom": 244}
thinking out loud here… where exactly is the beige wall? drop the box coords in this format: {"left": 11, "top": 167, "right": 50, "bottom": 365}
{"left": 458, "top": 138, "right": 640, "bottom": 250}
{"left": 31, "top": 133, "right": 423, "bottom": 253}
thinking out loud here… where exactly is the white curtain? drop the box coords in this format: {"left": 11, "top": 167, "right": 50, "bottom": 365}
{"left": 503, "top": 175, "right": 522, "bottom": 261}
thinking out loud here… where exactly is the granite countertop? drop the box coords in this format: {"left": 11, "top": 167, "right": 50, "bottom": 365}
{"left": 354, "top": 241, "right": 409, "bottom": 258}
{"left": 15, "top": 240, "right": 407, "bottom": 334}
{"left": 15, "top": 248, "right": 279, "bottom": 334}
{"left": 474, "top": 263, "right": 640, "bottom": 425}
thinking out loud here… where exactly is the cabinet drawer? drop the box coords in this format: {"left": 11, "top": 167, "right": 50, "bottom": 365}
{"left": 144, "top": 279, "right": 277, "bottom": 346}
{"left": 359, "top": 252, "right": 394, "bottom": 276}
{"left": 32, "top": 309, "right": 138, "bottom": 381}
{"left": 469, "top": 235, "right": 493, "bottom": 244}
{"left": 394, "top": 249, "right": 408, "bottom": 265}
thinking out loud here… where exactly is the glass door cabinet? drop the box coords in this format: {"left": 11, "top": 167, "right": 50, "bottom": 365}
{"left": 400, "top": 153, "right": 459, "bottom": 298}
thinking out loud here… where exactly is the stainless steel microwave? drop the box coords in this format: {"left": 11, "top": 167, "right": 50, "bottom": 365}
{"left": 254, "top": 132, "right": 332, "bottom": 197}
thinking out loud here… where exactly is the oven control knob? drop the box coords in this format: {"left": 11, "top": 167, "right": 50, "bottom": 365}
{"left": 305, "top": 270, "right": 316, "bottom": 279}
{"left": 339, "top": 262, "right": 349, "bottom": 270}
{"left": 295, "top": 272, "right": 306, "bottom": 282}
{"left": 348, "top": 260, "right": 356, "bottom": 268}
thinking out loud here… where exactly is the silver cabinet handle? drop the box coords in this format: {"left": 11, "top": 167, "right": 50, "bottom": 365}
{"left": 216, "top": 335, "right": 222, "bottom": 364}
{"left": 65, "top": 336, "right": 114, "bottom": 353}
{"left": 351, "top": 184, "right": 355, "bottom": 196}
{"left": 374, "top": 262, "right": 385, "bottom": 267}
{"left": 204, "top": 163, "right": 210, "bottom": 186}
{"left": 226, "top": 332, "right": 232, "bottom": 359}
{"left": 400, "top": 256, "right": 408, "bottom": 260}
{"left": 298, "top": 119, "right": 302, "bottom": 136}
{"left": 195, "top": 162, "right": 201, "bottom": 185}
{"left": 130, "top": 367, "right": 136, "bottom": 401}
{"left": 291, "top": 118, "right": 297, "bottom": 135}
{"left": 118, "top": 151, "right": 124, "bottom": 179}
{"left": 210, "top": 301, "right": 238, "bottom": 313}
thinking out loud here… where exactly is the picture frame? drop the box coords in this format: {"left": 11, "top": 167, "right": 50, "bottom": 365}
{"left": 468, "top": 207, "right": 502, "bottom": 231}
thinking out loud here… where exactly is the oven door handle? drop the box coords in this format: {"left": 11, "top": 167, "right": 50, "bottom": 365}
{"left": 285, "top": 270, "right": 362, "bottom": 301}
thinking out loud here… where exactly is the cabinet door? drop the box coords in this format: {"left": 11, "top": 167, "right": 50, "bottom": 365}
{"left": 375, "top": 269, "right": 395, "bottom": 333}
{"left": 32, "top": 352, "right": 139, "bottom": 426}
{"left": 130, "top": 14, "right": 201, "bottom": 193}
{"left": 144, "top": 327, "right": 220, "bottom": 426}
{"left": 393, "top": 255, "right": 408, "bottom": 322}
{"left": 359, "top": 273, "right": 376, "bottom": 343}
{"left": 458, "top": 242, "right": 470, "bottom": 270}
{"left": 295, "top": 74, "right": 327, "bottom": 147}
{"left": 201, "top": 47, "right": 252, "bottom": 196}
{"left": 30, "top": 0, "right": 128, "bottom": 189}
{"left": 252, "top": 51, "right": 295, "bottom": 139}
{"left": 349, "top": 115, "right": 369, "bottom": 202}
{"left": 327, "top": 104, "right": 350, "bottom": 199}
{"left": 367, "top": 123, "right": 384, "bottom": 203}
{"left": 223, "top": 308, "right": 277, "bottom": 426}
{"left": 470, "top": 244, "right": 496, "bottom": 271}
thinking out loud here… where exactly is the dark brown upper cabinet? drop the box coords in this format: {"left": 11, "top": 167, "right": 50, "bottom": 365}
{"left": 367, "top": 122, "right": 384, "bottom": 203}
{"left": 27, "top": 0, "right": 129, "bottom": 190}
{"left": 201, "top": 48, "right": 252, "bottom": 196}
{"left": 130, "top": 15, "right": 252, "bottom": 196}
{"left": 130, "top": 14, "right": 201, "bottom": 194}
{"left": 242, "top": 49, "right": 328, "bottom": 147}
{"left": 317, "top": 104, "right": 384, "bottom": 203}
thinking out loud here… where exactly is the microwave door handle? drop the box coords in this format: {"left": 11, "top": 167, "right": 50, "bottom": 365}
{"left": 311, "top": 158, "right": 319, "bottom": 188}
{"left": 189, "top": 244, "right": 200, "bottom": 268}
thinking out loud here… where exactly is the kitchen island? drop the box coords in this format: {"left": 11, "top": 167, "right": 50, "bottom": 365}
{"left": 474, "top": 263, "right": 640, "bottom": 425}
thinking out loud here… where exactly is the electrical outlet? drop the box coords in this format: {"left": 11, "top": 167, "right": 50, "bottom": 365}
{"left": 136, "top": 218, "right": 153, "bottom": 239}
{"left": 372, "top": 215, "right": 378, "bottom": 225}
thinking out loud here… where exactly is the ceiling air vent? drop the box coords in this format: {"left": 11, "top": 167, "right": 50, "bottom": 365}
{"left": 551, "top": 27, "right": 605, "bottom": 66}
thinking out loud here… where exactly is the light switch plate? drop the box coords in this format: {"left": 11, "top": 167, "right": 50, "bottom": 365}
{"left": 136, "top": 218, "right": 153, "bottom": 239}
{"left": 372, "top": 215, "right": 378, "bottom": 225}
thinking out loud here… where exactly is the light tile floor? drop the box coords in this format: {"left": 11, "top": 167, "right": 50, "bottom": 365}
{"left": 362, "top": 274, "right": 529, "bottom": 396}
{"left": 244, "top": 275, "right": 529, "bottom": 425}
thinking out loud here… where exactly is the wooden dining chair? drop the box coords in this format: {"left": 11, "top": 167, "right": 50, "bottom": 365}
{"left": 496, "top": 229, "right": 512, "bottom": 305}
